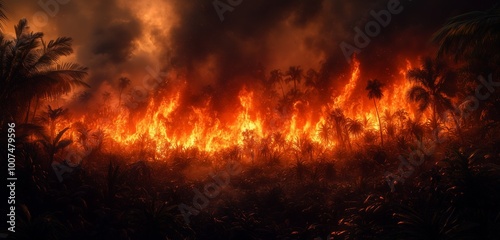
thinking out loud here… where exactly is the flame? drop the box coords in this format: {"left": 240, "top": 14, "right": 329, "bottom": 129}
{"left": 333, "top": 57, "right": 361, "bottom": 109}
{"left": 55, "top": 57, "right": 432, "bottom": 161}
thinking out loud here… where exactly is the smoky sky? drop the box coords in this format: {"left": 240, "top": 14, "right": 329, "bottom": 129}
{"left": 4, "top": 0, "right": 498, "bottom": 106}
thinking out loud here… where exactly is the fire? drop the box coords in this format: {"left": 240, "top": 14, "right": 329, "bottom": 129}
{"left": 60, "top": 57, "right": 425, "bottom": 160}
{"left": 332, "top": 57, "right": 361, "bottom": 109}
{"left": 236, "top": 87, "right": 263, "bottom": 144}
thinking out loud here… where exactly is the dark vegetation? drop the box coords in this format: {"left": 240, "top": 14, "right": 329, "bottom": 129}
{"left": 1, "top": 4, "right": 500, "bottom": 240}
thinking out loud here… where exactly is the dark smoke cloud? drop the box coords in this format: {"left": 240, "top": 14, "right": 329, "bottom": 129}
{"left": 4, "top": 0, "right": 498, "bottom": 108}
{"left": 5, "top": 0, "right": 145, "bottom": 88}
{"left": 164, "top": 0, "right": 497, "bottom": 108}
{"left": 92, "top": 16, "right": 142, "bottom": 63}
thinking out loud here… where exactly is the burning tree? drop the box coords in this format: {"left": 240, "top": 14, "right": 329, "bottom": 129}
{"left": 366, "top": 79, "right": 385, "bottom": 147}
{"left": 406, "top": 58, "right": 455, "bottom": 140}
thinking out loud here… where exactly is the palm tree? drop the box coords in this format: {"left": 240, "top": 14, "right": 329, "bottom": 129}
{"left": 381, "top": 110, "right": 394, "bottom": 125}
{"left": 0, "top": 19, "right": 88, "bottom": 122}
{"left": 304, "top": 68, "right": 320, "bottom": 91}
{"left": 406, "top": 58, "right": 454, "bottom": 140}
{"left": 346, "top": 117, "right": 364, "bottom": 149}
{"left": 41, "top": 105, "right": 68, "bottom": 140}
{"left": 381, "top": 110, "right": 397, "bottom": 140}
{"left": 366, "top": 79, "right": 384, "bottom": 146}
{"left": 285, "top": 66, "right": 303, "bottom": 93}
{"left": 272, "top": 132, "right": 286, "bottom": 153}
{"left": 37, "top": 127, "right": 72, "bottom": 166}
{"left": 118, "top": 77, "right": 130, "bottom": 107}
{"left": 317, "top": 122, "right": 331, "bottom": 146}
{"left": 260, "top": 70, "right": 280, "bottom": 107}
{"left": 346, "top": 118, "right": 364, "bottom": 138}
{"left": 269, "top": 69, "right": 285, "bottom": 98}
{"left": 0, "top": 1, "right": 7, "bottom": 31}
{"left": 432, "top": 5, "right": 500, "bottom": 65}
{"left": 406, "top": 118, "right": 425, "bottom": 142}
{"left": 328, "top": 108, "right": 349, "bottom": 150}
{"left": 394, "top": 109, "right": 409, "bottom": 130}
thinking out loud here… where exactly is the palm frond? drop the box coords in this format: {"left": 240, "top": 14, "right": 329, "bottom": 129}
{"left": 269, "top": 69, "right": 283, "bottom": 83}
{"left": 407, "top": 68, "right": 429, "bottom": 85}
{"left": 32, "top": 37, "right": 74, "bottom": 69}
{"left": 366, "top": 79, "right": 384, "bottom": 99}
{"left": 435, "top": 95, "right": 454, "bottom": 114}
{"left": 118, "top": 76, "right": 131, "bottom": 89}
{"left": 0, "top": 19, "right": 87, "bottom": 121}
{"left": 14, "top": 19, "right": 31, "bottom": 39}
{"left": 285, "top": 66, "right": 303, "bottom": 84}
{"left": 0, "top": 1, "right": 7, "bottom": 31}
{"left": 55, "top": 139, "right": 72, "bottom": 151}
{"left": 432, "top": 6, "right": 500, "bottom": 60}
{"left": 27, "top": 63, "right": 89, "bottom": 99}
{"left": 347, "top": 118, "right": 364, "bottom": 136}
{"left": 407, "top": 86, "right": 430, "bottom": 112}
{"left": 53, "top": 127, "right": 70, "bottom": 145}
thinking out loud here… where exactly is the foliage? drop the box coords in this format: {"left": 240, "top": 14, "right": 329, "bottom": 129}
{"left": 0, "top": 19, "right": 88, "bottom": 122}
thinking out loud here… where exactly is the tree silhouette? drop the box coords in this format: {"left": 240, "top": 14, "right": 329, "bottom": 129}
{"left": 366, "top": 79, "right": 384, "bottom": 146}
{"left": 432, "top": 5, "right": 500, "bottom": 65}
{"left": 260, "top": 70, "right": 280, "bottom": 107}
{"left": 318, "top": 122, "right": 331, "bottom": 146}
{"left": 118, "top": 77, "right": 130, "bottom": 107}
{"left": 406, "top": 58, "right": 454, "bottom": 140}
{"left": 285, "top": 66, "right": 303, "bottom": 94}
{"left": 37, "top": 127, "right": 72, "bottom": 165}
{"left": 0, "top": 0, "right": 7, "bottom": 31}
{"left": 0, "top": 19, "right": 88, "bottom": 122}
{"left": 381, "top": 110, "right": 397, "bottom": 140}
{"left": 328, "top": 108, "right": 347, "bottom": 150}
{"left": 269, "top": 69, "right": 285, "bottom": 98}
{"left": 304, "top": 68, "right": 320, "bottom": 92}
{"left": 346, "top": 118, "right": 364, "bottom": 139}
{"left": 394, "top": 109, "right": 409, "bottom": 130}
{"left": 43, "top": 105, "right": 68, "bottom": 140}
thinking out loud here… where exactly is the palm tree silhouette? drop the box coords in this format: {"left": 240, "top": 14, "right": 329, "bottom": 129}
{"left": 304, "top": 68, "right": 321, "bottom": 92}
{"left": 317, "top": 122, "right": 331, "bottom": 146}
{"left": 0, "top": 1, "right": 7, "bottom": 31}
{"left": 394, "top": 109, "right": 409, "bottom": 130}
{"left": 118, "top": 77, "right": 131, "bottom": 107}
{"left": 432, "top": 5, "right": 500, "bottom": 64}
{"left": 381, "top": 110, "right": 397, "bottom": 140}
{"left": 38, "top": 127, "right": 72, "bottom": 165}
{"left": 285, "top": 66, "right": 303, "bottom": 94}
{"left": 406, "top": 58, "right": 454, "bottom": 140}
{"left": 0, "top": 19, "right": 88, "bottom": 122}
{"left": 269, "top": 69, "right": 285, "bottom": 98}
{"left": 261, "top": 70, "right": 281, "bottom": 104}
{"left": 346, "top": 118, "right": 364, "bottom": 139}
{"left": 328, "top": 108, "right": 347, "bottom": 150}
{"left": 345, "top": 117, "right": 364, "bottom": 150}
{"left": 41, "top": 105, "right": 68, "bottom": 140}
{"left": 366, "top": 79, "right": 384, "bottom": 146}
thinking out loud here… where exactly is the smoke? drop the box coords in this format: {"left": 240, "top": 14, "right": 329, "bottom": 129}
{"left": 4, "top": 0, "right": 498, "bottom": 110}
